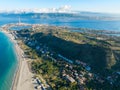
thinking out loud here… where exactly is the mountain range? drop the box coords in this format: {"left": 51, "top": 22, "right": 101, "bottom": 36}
{"left": 0, "top": 5, "right": 73, "bottom": 14}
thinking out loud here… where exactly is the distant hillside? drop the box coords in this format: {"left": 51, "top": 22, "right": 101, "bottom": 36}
{"left": 1, "top": 12, "right": 120, "bottom": 21}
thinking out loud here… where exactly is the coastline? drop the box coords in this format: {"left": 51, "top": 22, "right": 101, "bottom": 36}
{"left": 1, "top": 30, "right": 34, "bottom": 90}
{"left": 1, "top": 30, "right": 22, "bottom": 90}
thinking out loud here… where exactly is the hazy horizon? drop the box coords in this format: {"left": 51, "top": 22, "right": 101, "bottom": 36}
{"left": 0, "top": 0, "right": 120, "bottom": 14}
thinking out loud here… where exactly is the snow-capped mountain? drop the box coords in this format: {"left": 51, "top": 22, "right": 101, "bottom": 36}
{"left": 0, "top": 5, "right": 73, "bottom": 14}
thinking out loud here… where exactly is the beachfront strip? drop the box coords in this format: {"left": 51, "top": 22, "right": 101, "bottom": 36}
{"left": 1, "top": 25, "right": 50, "bottom": 90}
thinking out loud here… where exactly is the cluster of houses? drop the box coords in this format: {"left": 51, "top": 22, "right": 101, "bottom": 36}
{"left": 62, "top": 63, "right": 93, "bottom": 87}
{"left": 33, "top": 77, "right": 51, "bottom": 90}
{"left": 33, "top": 77, "right": 45, "bottom": 90}
{"left": 75, "top": 60, "right": 91, "bottom": 71}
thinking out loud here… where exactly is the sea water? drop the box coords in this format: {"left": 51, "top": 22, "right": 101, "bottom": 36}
{"left": 0, "top": 32, "right": 17, "bottom": 90}
{"left": 0, "top": 14, "right": 120, "bottom": 31}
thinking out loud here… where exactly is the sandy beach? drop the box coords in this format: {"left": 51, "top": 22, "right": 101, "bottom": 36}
{"left": 2, "top": 30, "right": 34, "bottom": 90}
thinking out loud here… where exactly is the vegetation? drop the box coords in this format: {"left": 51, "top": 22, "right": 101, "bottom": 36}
{"left": 31, "top": 58, "right": 78, "bottom": 90}
{"left": 17, "top": 27, "right": 117, "bottom": 73}
{"left": 15, "top": 25, "right": 120, "bottom": 90}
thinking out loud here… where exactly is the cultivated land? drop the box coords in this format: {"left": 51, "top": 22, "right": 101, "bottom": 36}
{"left": 1, "top": 24, "right": 120, "bottom": 90}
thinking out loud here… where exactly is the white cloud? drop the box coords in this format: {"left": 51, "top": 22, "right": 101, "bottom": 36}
{"left": 57, "top": 5, "right": 71, "bottom": 13}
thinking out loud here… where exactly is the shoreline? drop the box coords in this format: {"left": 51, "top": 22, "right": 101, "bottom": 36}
{"left": 1, "top": 30, "right": 34, "bottom": 90}
{"left": 1, "top": 30, "right": 23, "bottom": 90}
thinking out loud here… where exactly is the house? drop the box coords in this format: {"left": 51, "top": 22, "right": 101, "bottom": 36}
{"left": 78, "top": 77, "right": 86, "bottom": 85}
{"left": 36, "top": 46, "right": 40, "bottom": 50}
{"left": 75, "top": 60, "right": 86, "bottom": 66}
{"left": 78, "top": 78, "right": 84, "bottom": 84}
{"left": 65, "top": 75, "right": 75, "bottom": 83}
{"left": 88, "top": 73, "right": 93, "bottom": 78}
{"left": 117, "top": 72, "right": 120, "bottom": 75}
{"left": 36, "top": 78, "right": 41, "bottom": 85}
{"left": 85, "top": 66, "right": 91, "bottom": 71}
{"left": 58, "top": 54, "right": 73, "bottom": 64}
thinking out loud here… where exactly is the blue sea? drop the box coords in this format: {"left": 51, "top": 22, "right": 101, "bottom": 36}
{"left": 0, "top": 13, "right": 120, "bottom": 90}
{"left": 0, "top": 32, "right": 17, "bottom": 90}
{"left": 0, "top": 13, "right": 120, "bottom": 31}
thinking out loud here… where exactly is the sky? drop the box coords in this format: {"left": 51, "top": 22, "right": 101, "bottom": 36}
{"left": 0, "top": 0, "right": 120, "bottom": 13}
